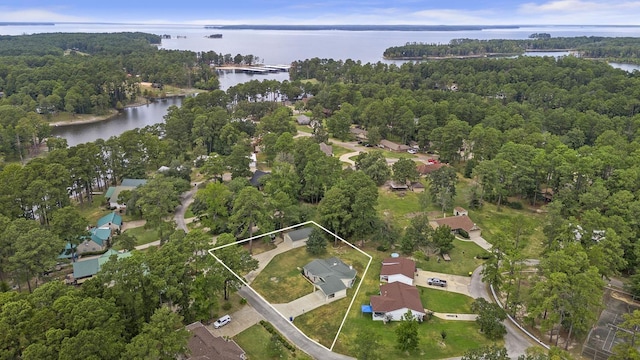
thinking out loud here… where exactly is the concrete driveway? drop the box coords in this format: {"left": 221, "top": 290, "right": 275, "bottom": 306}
{"left": 415, "top": 270, "right": 473, "bottom": 297}
{"left": 273, "top": 290, "right": 328, "bottom": 319}
{"left": 208, "top": 304, "right": 264, "bottom": 337}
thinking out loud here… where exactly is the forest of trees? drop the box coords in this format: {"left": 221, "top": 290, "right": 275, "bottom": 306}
{"left": 382, "top": 36, "right": 640, "bottom": 61}
{"left": 3, "top": 31, "right": 640, "bottom": 358}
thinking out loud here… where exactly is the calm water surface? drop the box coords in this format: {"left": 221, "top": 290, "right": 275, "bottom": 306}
{"left": 13, "top": 24, "right": 638, "bottom": 145}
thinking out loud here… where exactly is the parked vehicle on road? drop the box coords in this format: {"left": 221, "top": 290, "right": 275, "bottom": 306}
{"left": 407, "top": 148, "right": 418, "bottom": 154}
{"left": 213, "top": 315, "right": 231, "bottom": 328}
{"left": 427, "top": 278, "right": 447, "bottom": 287}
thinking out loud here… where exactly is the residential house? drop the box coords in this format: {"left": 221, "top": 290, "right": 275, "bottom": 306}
{"left": 71, "top": 249, "right": 131, "bottom": 284}
{"left": 379, "top": 139, "right": 411, "bottom": 152}
{"left": 96, "top": 211, "right": 123, "bottom": 232}
{"left": 319, "top": 142, "right": 333, "bottom": 157}
{"left": 296, "top": 114, "right": 311, "bottom": 125}
{"left": 104, "top": 178, "right": 148, "bottom": 210}
{"left": 370, "top": 282, "right": 425, "bottom": 322}
{"left": 416, "top": 162, "right": 449, "bottom": 176}
{"left": 432, "top": 215, "right": 481, "bottom": 239}
{"left": 380, "top": 257, "right": 415, "bottom": 286}
{"left": 76, "top": 227, "right": 112, "bottom": 254}
{"left": 303, "top": 257, "right": 357, "bottom": 301}
{"left": 349, "top": 127, "right": 368, "bottom": 141}
{"left": 184, "top": 322, "right": 246, "bottom": 360}
{"left": 283, "top": 227, "right": 313, "bottom": 248}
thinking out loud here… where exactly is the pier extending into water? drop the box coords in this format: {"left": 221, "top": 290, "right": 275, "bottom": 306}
{"left": 215, "top": 64, "right": 291, "bottom": 74}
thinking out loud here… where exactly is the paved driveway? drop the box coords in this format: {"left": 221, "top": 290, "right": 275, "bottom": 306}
{"left": 239, "top": 286, "right": 355, "bottom": 360}
{"left": 273, "top": 290, "right": 328, "bottom": 319}
{"left": 208, "top": 304, "right": 264, "bottom": 337}
{"left": 415, "top": 270, "right": 472, "bottom": 297}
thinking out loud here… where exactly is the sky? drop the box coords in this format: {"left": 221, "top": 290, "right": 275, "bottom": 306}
{"left": 1, "top": 0, "right": 640, "bottom": 26}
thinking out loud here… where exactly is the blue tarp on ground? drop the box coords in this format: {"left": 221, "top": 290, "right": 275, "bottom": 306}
{"left": 361, "top": 305, "right": 372, "bottom": 313}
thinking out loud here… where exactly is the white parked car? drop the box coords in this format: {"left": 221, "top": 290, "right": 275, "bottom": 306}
{"left": 407, "top": 148, "right": 418, "bottom": 154}
{"left": 213, "top": 315, "right": 231, "bottom": 328}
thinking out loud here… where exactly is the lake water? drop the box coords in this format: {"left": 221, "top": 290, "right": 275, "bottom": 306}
{"left": 19, "top": 23, "right": 638, "bottom": 145}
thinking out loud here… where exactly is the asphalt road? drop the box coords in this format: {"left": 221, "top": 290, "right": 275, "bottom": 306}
{"left": 174, "top": 182, "right": 199, "bottom": 232}
{"left": 238, "top": 286, "right": 355, "bottom": 360}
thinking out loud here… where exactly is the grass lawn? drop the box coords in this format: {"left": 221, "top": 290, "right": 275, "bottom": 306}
{"left": 235, "top": 324, "right": 313, "bottom": 360}
{"left": 420, "top": 287, "right": 475, "bottom": 313}
{"left": 295, "top": 124, "right": 313, "bottom": 133}
{"left": 184, "top": 203, "right": 195, "bottom": 219}
{"left": 377, "top": 189, "right": 423, "bottom": 228}
{"left": 290, "top": 244, "right": 496, "bottom": 358}
{"left": 335, "top": 315, "right": 499, "bottom": 359}
{"left": 330, "top": 144, "right": 354, "bottom": 158}
{"left": 250, "top": 244, "right": 369, "bottom": 304}
{"left": 122, "top": 226, "right": 159, "bottom": 246}
{"left": 456, "top": 177, "right": 545, "bottom": 259}
{"left": 75, "top": 195, "right": 125, "bottom": 224}
{"left": 415, "top": 239, "right": 488, "bottom": 276}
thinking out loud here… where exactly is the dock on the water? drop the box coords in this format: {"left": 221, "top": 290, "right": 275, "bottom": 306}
{"left": 215, "top": 64, "right": 291, "bottom": 74}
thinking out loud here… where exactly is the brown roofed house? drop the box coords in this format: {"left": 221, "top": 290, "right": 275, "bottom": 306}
{"left": 184, "top": 322, "right": 246, "bottom": 360}
{"left": 432, "top": 215, "right": 481, "bottom": 238}
{"left": 379, "top": 139, "right": 411, "bottom": 152}
{"left": 380, "top": 257, "right": 416, "bottom": 285}
{"left": 416, "top": 162, "right": 448, "bottom": 175}
{"left": 370, "top": 282, "right": 425, "bottom": 322}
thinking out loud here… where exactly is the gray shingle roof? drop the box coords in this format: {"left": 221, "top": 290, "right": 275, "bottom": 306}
{"left": 303, "top": 257, "right": 357, "bottom": 296}
{"left": 287, "top": 227, "right": 313, "bottom": 242}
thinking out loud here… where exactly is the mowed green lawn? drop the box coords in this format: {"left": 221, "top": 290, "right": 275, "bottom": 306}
{"left": 415, "top": 239, "right": 488, "bottom": 276}
{"left": 420, "top": 287, "right": 475, "bottom": 314}
{"left": 234, "top": 324, "right": 313, "bottom": 360}
{"left": 290, "top": 244, "right": 498, "bottom": 358}
{"left": 250, "top": 244, "right": 370, "bottom": 304}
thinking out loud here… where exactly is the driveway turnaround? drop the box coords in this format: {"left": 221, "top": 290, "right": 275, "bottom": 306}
{"left": 209, "top": 305, "right": 264, "bottom": 337}
{"left": 238, "top": 286, "right": 355, "bottom": 360}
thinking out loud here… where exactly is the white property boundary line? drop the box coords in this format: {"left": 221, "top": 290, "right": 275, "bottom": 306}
{"left": 207, "top": 220, "right": 373, "bottom": 352}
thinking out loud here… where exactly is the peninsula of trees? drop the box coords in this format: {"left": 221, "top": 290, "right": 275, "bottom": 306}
{"left": 383, "top": 36, "right": 640, "bottom": 63}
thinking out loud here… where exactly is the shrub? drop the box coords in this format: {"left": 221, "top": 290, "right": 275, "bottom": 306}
{"left": 239, "top": 297, "right": 247, "bottom": 305}
{"left": 377, "top": 244, "right": 389, "bottom": 252}
{"left": 458, "top": 229, "right": 470, "bottom": 239}
{"left": 507, "top": 201, "right": 523, "bottom": 210}
{"left": 222, "top": 302, "right": 232, "bottom": 311}
{"left": 259, "top": 320, "right": 296, "bottom": 352}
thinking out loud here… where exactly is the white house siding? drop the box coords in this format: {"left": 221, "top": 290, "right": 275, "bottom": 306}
{"left": 372, "top": 308, "right": 425, "bottom": 322}
{"left": 387, "top": 274, "right": 413, "bottom": 286}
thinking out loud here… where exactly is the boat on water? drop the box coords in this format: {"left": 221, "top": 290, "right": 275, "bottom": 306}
{"left": 205, "top": 34, "right": 223, "bottom": 39}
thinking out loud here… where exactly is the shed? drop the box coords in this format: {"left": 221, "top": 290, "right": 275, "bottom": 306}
{"left": 296, "top": 114, "right": 311, "bottom": 125}
{"left": 284, "top": 227, "right": 313, "bottom": 248}
{"left": 454, "top": 207, "right": 468, "bottom": 216}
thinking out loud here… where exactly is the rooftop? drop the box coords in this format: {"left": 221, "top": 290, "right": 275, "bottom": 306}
{"left": 97, "top": 212, "right": 122, "bottom": 228}
{"left": 185, "top": 321, "right": 246, "bottom": 360}
{"left": 370, "top": 282, "right": 424, "bottom": 313}
{"left": 380, "top": 257, "right": 415, "bottom": 279}
{"left": 304, "top": 257, "right": 356, "bottom": 296}
{"left": 286, "top": 227, "right": 313, "bottom": 242}
{"left": 433, "top": 215, "right": 480, "bottom": 233}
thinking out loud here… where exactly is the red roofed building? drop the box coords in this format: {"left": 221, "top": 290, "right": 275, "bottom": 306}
{"left": 370, "top": 282, "right": 425, "bottom": 322}
{"left": 380, "top": 257, "right": 416, "bottom": 286}
{"left": 416, "top": 162, "right": 449, "bottom": 175}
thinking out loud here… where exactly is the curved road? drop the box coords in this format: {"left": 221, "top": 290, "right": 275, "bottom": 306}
{"left": 238, "top": 286, "right": 355, "bottom": 360}
{"left": 174, "top": 182, "right": 200, "bottom": 232}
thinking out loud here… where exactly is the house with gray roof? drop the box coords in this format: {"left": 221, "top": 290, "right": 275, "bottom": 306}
{"left": 283, "top": 227, "right": 313, "bottom": 248}
{"left": 76, "top": 227, "right": 112, "bottom": 254}
{"left": 296, "top": 114, "right": 311, "bottom": 125}
{"left": 104, "top": 178, "right": 147, "bottom": 210}
{"left": 303, "top": 257, "right": 356, "bottom": 301}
